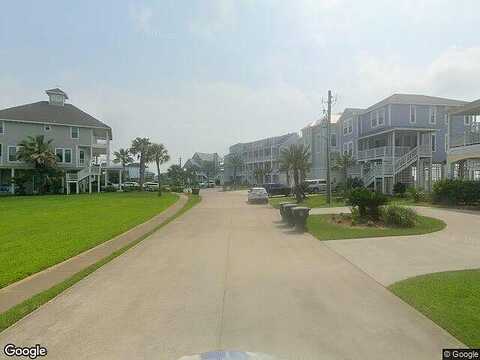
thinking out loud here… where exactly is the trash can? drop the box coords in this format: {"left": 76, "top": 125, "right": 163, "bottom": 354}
{"left": 292, "top": 207, "right": 311, "bottom": 232}
{"left": 279, "top": 202, "right": 296, "bottom": 221}
{"left": 283, "top": 204, "right": 298, "bottom": 226}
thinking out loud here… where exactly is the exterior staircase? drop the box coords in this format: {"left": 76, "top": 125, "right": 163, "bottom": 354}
{"left": 66, "top": 165, "right": 102, "bottom": 194}
{"left": 361, "top": 145, "right": 429, "bottom": 189}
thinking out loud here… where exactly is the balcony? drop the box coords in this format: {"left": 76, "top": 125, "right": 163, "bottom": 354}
{"left": 357, "top": 146, "right": 411, "bottom": 160}
{"left": 92, "top": 136, "right": 109, "bottom": 148}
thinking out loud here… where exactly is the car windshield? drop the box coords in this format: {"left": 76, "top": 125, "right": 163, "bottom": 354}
{"left": 2, "top": 2, "right": 478, "bottom": 359}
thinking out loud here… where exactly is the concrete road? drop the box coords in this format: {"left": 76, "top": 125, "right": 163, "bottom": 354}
{"left": 311, "top": 206, "right": 480, "bottom": 285}
{"left": 0, "top": 190, "right": 462, "bottom": 359}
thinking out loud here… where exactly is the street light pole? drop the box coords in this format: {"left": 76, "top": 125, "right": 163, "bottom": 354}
{"left": 326, "top": 90, "right": 332, "bottom": 206}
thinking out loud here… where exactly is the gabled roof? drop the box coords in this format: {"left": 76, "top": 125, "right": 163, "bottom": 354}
{"left": 364, "top": 94, "right": 467, "bottom": 112}
{"left": 193, "top": 152, "right": 218, "bottom": 162}
{"left": 449, "top": 98, "right": 480, "bottom": 116}
{"left": 0, "top": 101, "right": 111, "bottom": 130}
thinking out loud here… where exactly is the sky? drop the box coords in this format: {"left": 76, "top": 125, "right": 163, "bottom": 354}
{"left": 1, "top": 0, "right": 480, "bottom": 171}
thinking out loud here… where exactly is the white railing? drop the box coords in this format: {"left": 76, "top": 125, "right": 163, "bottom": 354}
{"left": 395, "top": 147, "right": 418, "bottom": 173}
{"left": 66, "top": 173, "right": 78, "bottom": 181}
{"left": 67, "top": 165, "right": 101, "bottom": 183}
{"left": 358, "top": 146, "right": 411, "bottom": 160}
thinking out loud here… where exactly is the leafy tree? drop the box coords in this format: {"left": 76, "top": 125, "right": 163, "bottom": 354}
{"left": 184, "top": 165, "right": 198, "bottom": 186}
{"left": 280, "top": 144, "right": 311, "bottom": 202}
{"left": 226, "top": 152, "right": 244, "bottom": 187}
{"left": 167, "top": 164, "right": 185, "bottom": 186}
{"left": 113, "top": 148, "right": 133, "bottom": 180}
{"left": 130, "top": 137, "right": 152, "bottom": 189}
{"left": 333, "top": 154, "right": 356, "bottom": 193}
{"left": 149, "top": 143, "right": 170, "bottom": 195}
{"left": 17, "top": 135, "right": 60, "bottom": 194}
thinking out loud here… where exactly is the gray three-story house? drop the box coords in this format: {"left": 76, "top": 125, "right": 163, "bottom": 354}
{"left": 0, "top": 88, "right": 116, "bottom": 194}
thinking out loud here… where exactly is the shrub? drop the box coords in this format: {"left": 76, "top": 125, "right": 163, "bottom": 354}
{"left": 348, "top": 177, "right": 364, "bottom": 189}
{"left": 123, "top": 185, "right": 140, "bottom": 192}
{"left": 104, "top": 185, "right": 117, "bottom": 192}
{"left": 406, "top": 187, "right": 425, "bottom": 203}
{"left": 393, "top": 182, "right": 407, "bottom": 197}
{"left": 381, "top": 205, "right": 417, "bottom": 228}
{"left": 432, "top": 179, "right": 480, "bottom": 206}
{"left": 346, "top": 187, "right": 389, "bottom": 220}
{"left": 170, "top": 186, "right": 184, "bottom": 193}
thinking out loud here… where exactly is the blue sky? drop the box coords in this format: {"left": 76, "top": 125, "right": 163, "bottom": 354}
{"left": 1, "top": 0, "right": 480, "bottom": 169}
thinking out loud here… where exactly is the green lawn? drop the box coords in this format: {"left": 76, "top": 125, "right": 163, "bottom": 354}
{"left": 307, "top": 214, "right": 445, "bottom": 241}
{"left": 269, "top": 194, "right": 345, "bottom": 209}
{"left": 390, "top": 269, "right": 480, "bottom": 347}
{"left": 0, "top": 192, "right": 179, "bottom": 288}
{"left": 0, "top": 193, "right": 201, "bottom": 333}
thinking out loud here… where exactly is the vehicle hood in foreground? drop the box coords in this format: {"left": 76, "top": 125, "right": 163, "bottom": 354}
{"left": 178, "top": 351, "right": 280, "bottom": 360}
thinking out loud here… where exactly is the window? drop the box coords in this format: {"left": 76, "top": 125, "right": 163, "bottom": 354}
{"left": 44, "top": 124, "right": 51, "bottom": 131}
{"left": 0, "top": 121, "right": 4, "bottom": 134}
{"left": 71, "top": 127, "right": 80, "bottom": 139}
{"left": 370, "top": 112, "right": 377, "bottom": 128}
{"left": 348, "top": 142, "right": 353, "bottom": 156}
{"left": 330, "top": 133, "right": 336, "bottom": 147}
{"left": 429, "top": 107, "right": 436, "bottom": 124}
{"left": 445, "top": 134, "right": 449, "bottom": 152}
{"left": 348, "top": 119, "right": 353, "bottom": 133}
{"left": 410, "top": 105, "right": 416, "bottom": 123}
{"left": 431, "top": 134, "right": 436, "bottom": 152}
{"left": 8, "top": 146, "right": 21, "bottom": 162}
{"left": 64, "top": 149, "right": 72, "bottom": 163}
{"left": 445, "top": 114, "right": 449, "bottom": 126}
{"left": 79, "top": 150, "right": 85, "bottom": 165}
{"left": 56, "top": 148, "right": 64, "bottom": 162}
{"left": 378, "top": 109, "right": 385, "bottom": 125}
{"left": 465, "top": 115, "right": 472, "bottom": 125}
{"left": 343, "top": 143, "right": 348, "bottom": 155}
{"left": 343, "top": 119, "right": 352, "bottom": 135}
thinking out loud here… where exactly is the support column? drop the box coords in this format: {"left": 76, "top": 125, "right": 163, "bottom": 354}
{"left": 67, "top": 181, "right": 70, "bottom": 195}
{"left": 76, "top": 180, "right": 80, "bottom": 194}
{"left": 416, "top": 131, "right": 421, "bottom": 188}
{"left": 428, "top": 158, "right": 433, "bottom": 192}
{"left": 119, "top": 169, "right": 123, "bottom": 190}
{"left": 98, "top": 175, "right": 101, "bottom": 193}
{"left": 105, "top": 170, "right": 109, "bottom": 187}
{"left": 89, "top": 176, "right": 92, "bottom": 194}
{"left": 10, "top": 168, "right": 15, "bottom": 194}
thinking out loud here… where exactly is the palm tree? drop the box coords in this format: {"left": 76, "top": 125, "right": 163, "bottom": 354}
{"left": 17, "top": 135, "right": 58, "bottom": 193}
{"left": 149, "top": 143, "right": 170, "bottom": 195}
{"left": 279, "top": 144, "right": 311, "bottom": 202}
{"left": 332, "top": 153, "right": 355, "bottom": 191}
{"left": 130, "top": 137, "right": 152, "bottom": 188}
{"left": 17, "top": 135, "right": 56, "bottom": 169}
{"left": 113, "top": 148, "right": 133, "bottom": 180}
{"left": 226, "top": 152, "right": 243, "bottom": 187}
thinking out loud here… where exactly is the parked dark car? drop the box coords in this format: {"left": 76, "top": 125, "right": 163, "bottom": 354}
{"left": 262, "top": 183, "right": 291, "bottom": 197}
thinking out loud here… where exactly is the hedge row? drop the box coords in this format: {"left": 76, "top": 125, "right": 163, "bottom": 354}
{"left": 432, "top": 179, "right": 480, "bottom": 206}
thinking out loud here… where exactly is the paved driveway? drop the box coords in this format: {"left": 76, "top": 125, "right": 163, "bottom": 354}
{"left": 311, "top": 206, "right": 480, "bottom": 285}
{"left": 0, "top": 190, "right": 462, "bottom": 359}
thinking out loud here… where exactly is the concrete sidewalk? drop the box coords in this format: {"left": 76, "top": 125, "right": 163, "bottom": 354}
{"left": 0, "top": 194, "right": 188, "bottom": 313}
{"left": 0, "top": 190, "right": 462, "bottom": 360}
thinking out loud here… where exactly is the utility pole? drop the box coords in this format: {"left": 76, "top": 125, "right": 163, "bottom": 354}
{"left": 326, "top": 90, "right": 332, "bottom": 206}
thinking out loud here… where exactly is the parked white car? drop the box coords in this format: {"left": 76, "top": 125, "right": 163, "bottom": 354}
{"left": 122, "top": 181, "right": 140, "bottom": 188}
{"left": 143, "top": 182, "right": 159, "bottom": 191}
{"left": 305, "top": 179, "right": 327, "bottom": 193}
{"left": 247, "top": 187, "right": 269, "bottom": 204}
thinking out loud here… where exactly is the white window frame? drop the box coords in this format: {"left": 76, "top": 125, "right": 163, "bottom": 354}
{"left": 44, "top": 124, "right": 51, "bottom": 132}
{"left": 70, "top": 127, "right": 80, "bottom": 139}
{"left": 444, "top": 113, "right": 449, "bottom": 126}
{"left": 79, "top": 149, "right": 86, "bottom": 165}
{"left": 348, "top": 142, "right": 354, "bottom": 156}
{"left": 0, "top": 120, "right": 4, "bottom": 135}
{"left": 378, "top": 109, "right": 385, "bottom": 126}
{"left": 429, "top": 107, "right": 437, "bottom": 124}
{"left": 330, "top": 133, "right": 337, "bottom": 147}
{"left": 431, "top": 133, "right": 436, "bottom": 152}
{"left": 64, "top": 148, "right": 72, "bottom": 164}
{"left": 55, "top": 148, "right": 64, "bottom": 163}
{"left": 343, "top": 143, "right": 348, "bottom": 155}
{"left": 8, "top": 146, "right": 22, "bottom": 163}
{"left": 410, "top": 105, "right": 416, "bottom": 123}
{"left": 370, "top": 112, "right": 377, "bottom": 128}
{"left": 445, "top": 133, "right": 449, "bottom": 152}
{"left": 465, "top": 115, "right": 471, "bottom": 125}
